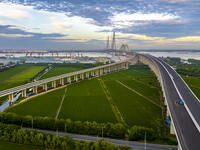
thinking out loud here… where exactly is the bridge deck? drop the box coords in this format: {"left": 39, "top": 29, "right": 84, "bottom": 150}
{"left": 0, "top": 57, "right": 134, "bottom": 97}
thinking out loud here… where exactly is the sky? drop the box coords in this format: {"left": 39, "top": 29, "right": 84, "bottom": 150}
{"left": 0, "top": 0, "right": 200, "bottom": 51}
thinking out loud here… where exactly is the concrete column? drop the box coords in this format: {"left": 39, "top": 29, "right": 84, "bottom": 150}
{"left": 21, "top": 90, "right": 24, "bottom": 97}
{"left": 74, "top": 74, "right": 77, "bottom": 81}
{"left": 62, "top": 78, "right": 64, "bottom": 85}
{"left": 34, "top": 86, "right": 37, "bottom": 93}
{"left": 52, "top": 81, "right": 54, "bottom": 88}
{"left": 126, "top": 62, "right": 129, "bottom": 69}
{"left": 8, "top": 93, "right": 14, "bottom": 103}
{"left": 81, "top": 73, "right": 84, "bottom": 79}
{"left": 54, "top": 81, "right": 56, "bottom": 88}
{"left": 22, "top": 89, "right": 26, "bottom": 97}
{"left": 33, "top": 86, "right": 35, "bottom": 93}
{"left": 8, "top": 94, "right": 11, "bottom": 103}
{"left": 43, "top": 84, "right": 45, "bottom": 90}
{"left": 95, "top": 70, "right": 98, "bottom": 76}
{"left": 68, "top": 76, "right": 71, "bottom": 83}
{"left": 45, "top": 83, "right": 47, "bottom": 91}
{"left": 178, "top": 145, "right": 181, "bottom": 150}
{"left": 60, "top": 79, "right": 62, "bottom": 85}
{"left": 87, "top": 72, "right": 89, "bottom": 78}
{"left": 170, "top": 123, "right": 175, "bottom": 135}
{"left": 166, "top": 108, "right": 170, "bottom": 117}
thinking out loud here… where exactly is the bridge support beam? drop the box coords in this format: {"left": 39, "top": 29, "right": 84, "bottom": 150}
{"left": 67, "top": 76, "right": 71, "bottom": 83}
{"left": 170, "top": 123, "right": 175, "bottom": 135}
{"left": 74, "top": 74, "right": 77, "bottom": 81}
{"left": 44, "top": 83, "right": 47, "bottom": 90}
{"left": 81, "top": 73, "right": 84, "bottom": 79}
{"left": 33, "top": 86, "right": 37, "bottom": 93}
{"left": 91, "top": 70, "right": 94, "bottom": 76}
{"left": 166, "top": 108, "right": 170, "bottom": 117}
{"left": 52, "top": 81, "right": 56, "bottom": 88}
{"left": 125, "top": 62, "right": 129, "bottom": 69}
{"left": 100, "top": 68, "right": 103, "bottom": 75}
{"left": 8, "top": 93, "right": 14, "bottom": 104}
{"left": 95, "top": 70, "right": 99, "bottom": 76}
{"left": 21, "top": 89, "right": 26, "bottom": 97}
{"left": 108, "top": 66, "right": 110, "bottom": 72}
{"left": 60, "top": 78, "right": 64, "bottom": 85}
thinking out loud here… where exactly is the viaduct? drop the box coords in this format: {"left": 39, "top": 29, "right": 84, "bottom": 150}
{"left": 0, "top": 47, "right": 200, "bottom": 150}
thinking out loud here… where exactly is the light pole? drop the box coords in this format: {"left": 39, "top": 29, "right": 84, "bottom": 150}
{"left": 57, "top": 129, "right": 58, "bottom": 136}
{"left": 97, "top": 134, "right": 98, "bottom": 141}
{"left": 21, "top": 124, "right": 23, "bottom": 129}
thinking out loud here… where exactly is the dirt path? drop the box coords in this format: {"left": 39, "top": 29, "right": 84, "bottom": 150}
{"left": 5, "top": 85, "right": 67, "bottom": 112}
{"left": 1, "top": 66, "right": 34, "bottom": 83}
{"left": 84, "top": 83, "right": 89, "bottom": 95}
{"left": 56, "top": 87, "right": 67, "bottom": 118}
{"left": 188, "top": 84, "right": 200, "bottom": 89}
{"left": 132, "top": 69, "right": 153, "bottom": 76}
{"left": 116, "top": 80, "right": 162, "bottom": 108}
{"left": 118, "top": 72, "right": 131, "bottom": 77}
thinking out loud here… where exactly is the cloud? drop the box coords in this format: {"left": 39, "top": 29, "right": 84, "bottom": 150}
{"left": 51, "top": 22, "right": 73, "bottom": 33}
{"left": 0, "top": 2, "right": 32, "bottom": 19}
{"left": 0, "top": 33, "right": 34, "bottom": 38}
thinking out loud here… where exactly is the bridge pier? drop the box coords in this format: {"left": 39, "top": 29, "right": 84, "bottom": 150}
{"left": 100, "top": 68, "right": 103, "bottom": 75}
{"left": 170, "top": 123, "right": 175, "bottom": 135}
{"left": 125, "top": 62, "right": 129, "bottom": 69}
{"left": 81, "top": 73, "right": 84, "bottom": 80}
{"left": 60, "top": 78, "right": 64, "bottom": 85}
{"left": 33, "top": 86, "right": 37, "bottom": 93}
{"left": 44, "top": 83, "right": 47, "bottom": 90}
{"left": 108, "top": 66, "right": 110, "bottom": 72}
{"left": 67, "top": 76, "right": 71, "bottom": 83}
{"left": 91, "top": 70, "right": 94, "bottom": 76}
{"left": 8, "top": 93, "right": 14, "bottom": 105}
{"left": 21, "top": 89, "right": 26, "bottom": 97}
{"left": 74, "top": 74, "right": 77, "bottom": 81}
{"left": 52, "top": 81, "right": 56, "bottom": 88}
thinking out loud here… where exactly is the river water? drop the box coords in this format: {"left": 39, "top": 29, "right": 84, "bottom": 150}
{"left": 1, "top": 51, "right": 199, "bottom": 60}
{"left": 139, "top": 51, "right": 200, "bottom": 60}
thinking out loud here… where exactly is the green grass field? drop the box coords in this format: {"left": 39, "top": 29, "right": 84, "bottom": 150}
{"left": 118, "top": 79, "right": 161, "bottom": 105}
{"left": 6, "top": 66, "right": 46, "bottom": 83}
{"left": 40, "top": 67, "right": 82, "bottom": 80}
{"left": 6, "top": 68, "right": 163, "bottom": 134}
{"left": 0, "top": 141, "right": 45, "bottom": 150}
{"left": 181, "top": 76, "right": 200, "bottom": 100}
{"left": 0, "top": 66, "right": 30, "bottom": 82}
{"left": 104, "top": 80, "right": 163, "bottom": 133}
{"left": 58, "top": 79, "right": 118, "bottom": 123}
{"left": 7, "top": 88, "right": 65, "bottom": 118}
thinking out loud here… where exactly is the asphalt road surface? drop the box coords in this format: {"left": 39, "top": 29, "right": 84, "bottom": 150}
{"left": 23, "top": 128, "right": 177, "bottom": 150}
{"left": 146, "top": 55, "right": 200, "bottom": 150}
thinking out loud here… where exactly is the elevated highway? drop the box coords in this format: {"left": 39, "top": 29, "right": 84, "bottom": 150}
{"left": 0, "top": 56, "right": 136, "bottom": 101}
{"left": 0, "top": 51, "right": 200, "bottom": 149}
{"left": 139, "top": 54, "right": 200, "bottom": 150}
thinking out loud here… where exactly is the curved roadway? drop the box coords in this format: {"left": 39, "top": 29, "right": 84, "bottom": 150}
{"left": 145, "top": 54, "right": 200, "bottom": 150}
